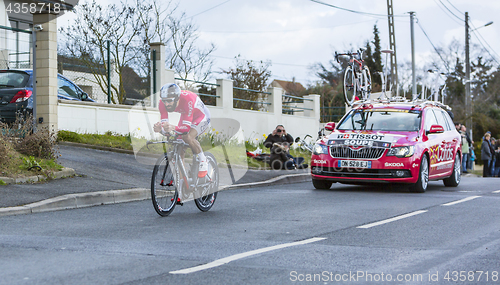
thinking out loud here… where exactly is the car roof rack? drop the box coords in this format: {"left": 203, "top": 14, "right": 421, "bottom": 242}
{"left": 350, "top": 97, "right": 451, "bottom": 111}
{"left": 411, "top": 99, "right": 451, "bottom": 111}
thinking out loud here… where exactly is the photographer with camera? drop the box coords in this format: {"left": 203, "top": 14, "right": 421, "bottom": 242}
{"left": 263, "top": 125, "right": 307, "bottom": 170}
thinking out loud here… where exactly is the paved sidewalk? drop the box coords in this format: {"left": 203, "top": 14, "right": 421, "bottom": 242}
{"left": 0, "top": 144, "right": 311, "bottom": 216}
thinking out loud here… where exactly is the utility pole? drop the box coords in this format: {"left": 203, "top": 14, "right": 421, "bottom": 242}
{"left": 410, "top": 12, "right": 417, "bottom": 100}
{"left": 465, "top": 12, "right": 471, "bottom": 136}
{"left": 386, "top": 0, "right": 398, "bottom": 97}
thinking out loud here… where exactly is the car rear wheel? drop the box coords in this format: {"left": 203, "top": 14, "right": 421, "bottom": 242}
{"left": 312, "top": 179, "right": 333, "bottom": 190}
{"left": 410, "top": 155, "right": 429, "bottom": 193}
{"left": 443, "top": 153, "right": 461, "bottom": 187}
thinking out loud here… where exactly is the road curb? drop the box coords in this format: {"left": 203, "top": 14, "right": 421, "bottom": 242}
{"left": 0, "top": 167, "right": 76, "bottom": 185}
{"left": 0, "top": 173, "right": 311, "bottom": 217}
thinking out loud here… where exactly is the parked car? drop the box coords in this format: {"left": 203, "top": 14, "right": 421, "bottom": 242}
{"left": 310, "top": 100, "right": 461, "bottom": 192}
{"left": 0, "top": 69, "right": 94, "bottom": 123}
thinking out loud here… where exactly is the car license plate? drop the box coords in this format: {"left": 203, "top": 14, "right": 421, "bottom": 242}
{"left": 339, "top": 160, "right": 371, "bottom": 168}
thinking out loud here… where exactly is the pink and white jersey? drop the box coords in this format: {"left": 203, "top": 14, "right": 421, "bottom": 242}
{"left": 159, "top": 90, "right": 210, "bottom": 133}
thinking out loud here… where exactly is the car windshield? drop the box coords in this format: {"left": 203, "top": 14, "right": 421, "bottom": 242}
{"left": 337, "top": 109, "right": 422, "bottom": 131}
{"left": 0, "top": 71, "right": 30, "bottom": 88}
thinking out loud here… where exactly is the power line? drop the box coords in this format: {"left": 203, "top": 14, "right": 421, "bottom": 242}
{"left": 433, "top": 0, "right": 463, "bottom": 26}
{"left": 308, "top": 0, "right": 406, "bottom": 19}
{"left": 443, "top": 0, "right": 464, "bottom": 15}
{"left": 415, "top": 18, "right": 451, "bottom": 73}
{"left": 210, "top": 54, "right": 311, "bottom": 68}
{"left": 201, "top": 19, "right": 377, "bottom": 34}
{"left": 187, "top": 0, "right": 232, "bottom": 19}
{"left": 469, "top": 23, "right": 500, "bottom": 65}
{"left": 437, "top": 0, "right": 464, "bottom": 22}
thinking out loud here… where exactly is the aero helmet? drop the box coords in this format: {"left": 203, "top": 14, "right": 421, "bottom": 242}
{"left": 160, "top": 83, "right": 181, "bottom": 102}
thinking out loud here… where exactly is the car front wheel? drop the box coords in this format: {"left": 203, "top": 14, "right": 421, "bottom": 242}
{"left": 410, "top": 155, "right": 429, "bottom": 193}
{"left": 312, "top": 179, "right": 333, "bottom": 190}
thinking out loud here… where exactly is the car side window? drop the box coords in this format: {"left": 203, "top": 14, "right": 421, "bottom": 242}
{"left": 433, "top": 109, "right": 449, "bottom": 131}
{"left": 441, "top": 110, "right": 455, "bottom": 131}
{"left": 437, "top": 110, "right": 452, "bottom": 131}
{"left": 58, "top": 75, "right": 80, "bottom": 99}
{"left": 424, "top": 109, "right": 438, "bottom": 131}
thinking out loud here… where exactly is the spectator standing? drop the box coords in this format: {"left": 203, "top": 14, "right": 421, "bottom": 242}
{"left": 460, "top": 125, "right": 470, "bottom": 173}
{"left": 481, "top": 133, "right": 493, "bottom": 177}
{"left": 491, "top": 137, "right": 497, "bottom": 176}
{"left": 494, "top": 139, "right": 500, "bottom": 177}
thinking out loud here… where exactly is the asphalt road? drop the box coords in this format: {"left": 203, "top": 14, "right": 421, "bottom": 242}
{"left": 1, "top": 176, "right": 499, "bottom": 284}
{"left": 0, "top": 145, "right": 303, "bottom": 208}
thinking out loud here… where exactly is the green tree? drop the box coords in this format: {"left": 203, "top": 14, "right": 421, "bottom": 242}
{"left": 310, "top": 58, "right": 344, "bottom": 122}
{"left": 364, "top": 25, "right": 382, "bottom": 91}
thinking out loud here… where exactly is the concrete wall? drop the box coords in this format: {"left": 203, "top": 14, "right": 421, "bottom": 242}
{"left": 58, "top": 96, "right": 321, "bottom": 142}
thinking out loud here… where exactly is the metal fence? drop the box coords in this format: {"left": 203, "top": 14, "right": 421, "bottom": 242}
{"left": 0, "top": 23, "right": 32, "bottom": 69}
{"left": 58, "top": 56, "right": 150, "bottom": 105}
{"left": 321, "top": 106, "right": 345, "bottom": 123}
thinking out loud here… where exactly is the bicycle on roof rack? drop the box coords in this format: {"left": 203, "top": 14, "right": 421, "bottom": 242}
{"left": 376, "top": 49, "right": 394, "bottom": 100}
{"left": 147, "top": 135, "right": 219, "bottom": 217}
{"left": 335, "top": 48, "right": 372, "bottom": 106}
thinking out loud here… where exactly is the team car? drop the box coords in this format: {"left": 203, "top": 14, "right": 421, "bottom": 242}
{"left": 310, "top": 99, "right": 462, "bottom": 192}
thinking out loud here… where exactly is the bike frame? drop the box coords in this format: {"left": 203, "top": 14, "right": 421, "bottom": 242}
{"left": 336, "top": 49, "right": 370, "bottom": 102}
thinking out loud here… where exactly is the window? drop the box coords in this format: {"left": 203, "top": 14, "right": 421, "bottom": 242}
{"left": 441, "top": 110, "right": 455, "bottom": 131}
{"left": 0, "top": 71, "right": 30, "bottom": 88}
{"left": 337, "top": 109, "right": 421, "bottom": 131}
{"left": 6, "top": 20, "right": 32, "bottom": 69}
{"left": 58, "top": 75, "right": 80, "bottom": 99}
{"left": 424, "top": 109, "right": 439, "bottom": 131}
{"left": 433, "top": 109, "right": 449, "bottom": 131}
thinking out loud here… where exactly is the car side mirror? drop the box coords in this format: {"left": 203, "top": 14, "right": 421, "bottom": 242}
{"left": 81, "top": 92, "right": 88, "bottom": 101}
{"left": 427, "top": 124, "right": 444, "bottom": 134}
{"left": 324, "top": 122, "right": 335, "bottom": 131}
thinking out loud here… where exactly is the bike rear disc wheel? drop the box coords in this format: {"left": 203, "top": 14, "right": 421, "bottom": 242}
{"left": 151, "top": 156, "right": 178, "bottom": 217}
{"left": 362, "top": 65, "right": 372, "bottom": 100}
{"left": 195, "top": 152, "right": 219, "bottom": 212}
{"left": 343, "top": 66, "right": 356, "bottom": 106}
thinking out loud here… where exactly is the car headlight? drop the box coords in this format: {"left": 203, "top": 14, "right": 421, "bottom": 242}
{"left": 387, "top": 146, "right": 414, "bottom": 158}
{"left": 313, "top": 144, "right": 328, "bottom": 155}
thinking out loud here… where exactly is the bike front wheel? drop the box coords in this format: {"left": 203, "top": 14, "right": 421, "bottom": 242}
{"left": 151, "top": 155, "right": 178, "bottom": 217}
{"left": 194, "top": 152, "right": 219, "bottom": 212}
{"left": 343, "top": 66, "right": 356, "bottom": 106}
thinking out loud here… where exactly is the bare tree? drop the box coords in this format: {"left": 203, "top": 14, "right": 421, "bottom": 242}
{"left": 59, "top": 0, "right": 216, "bottom": 103}
{"left": 164, "top": 12, "right": 216, "bottom": 90}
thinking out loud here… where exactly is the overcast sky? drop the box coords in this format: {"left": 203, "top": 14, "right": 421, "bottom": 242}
{"left": 59, "top": 0, "right": 500, "bottom": 87}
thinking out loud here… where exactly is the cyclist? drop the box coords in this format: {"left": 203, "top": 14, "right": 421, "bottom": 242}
{"left": 153, "top": 83, "right": 211, "bottom": 178}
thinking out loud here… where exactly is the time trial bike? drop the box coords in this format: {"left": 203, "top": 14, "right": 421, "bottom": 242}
{"left": 148, "top": 136, "right": 219, "bottom": 217}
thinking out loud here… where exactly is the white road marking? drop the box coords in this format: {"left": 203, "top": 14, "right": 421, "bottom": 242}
{"left": 493, "top": 190, "right": 500, "bottom": 194}
{"left": 441, "top": 196, "right": 481, "bottom": 206}
{"left": 357, "top": 210, "right": 428, "bottom": 229}
{"left": 169, "top": 237, "right": 326, "bottom": 274}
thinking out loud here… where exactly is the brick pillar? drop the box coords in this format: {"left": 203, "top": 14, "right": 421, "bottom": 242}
{"left": 33, "top": 12, "right": 58, "bottom": 131}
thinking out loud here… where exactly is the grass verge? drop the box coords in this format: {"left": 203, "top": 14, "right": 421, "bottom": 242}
{"left": 57, "top": 130, "right": 312, "bottom": 169}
